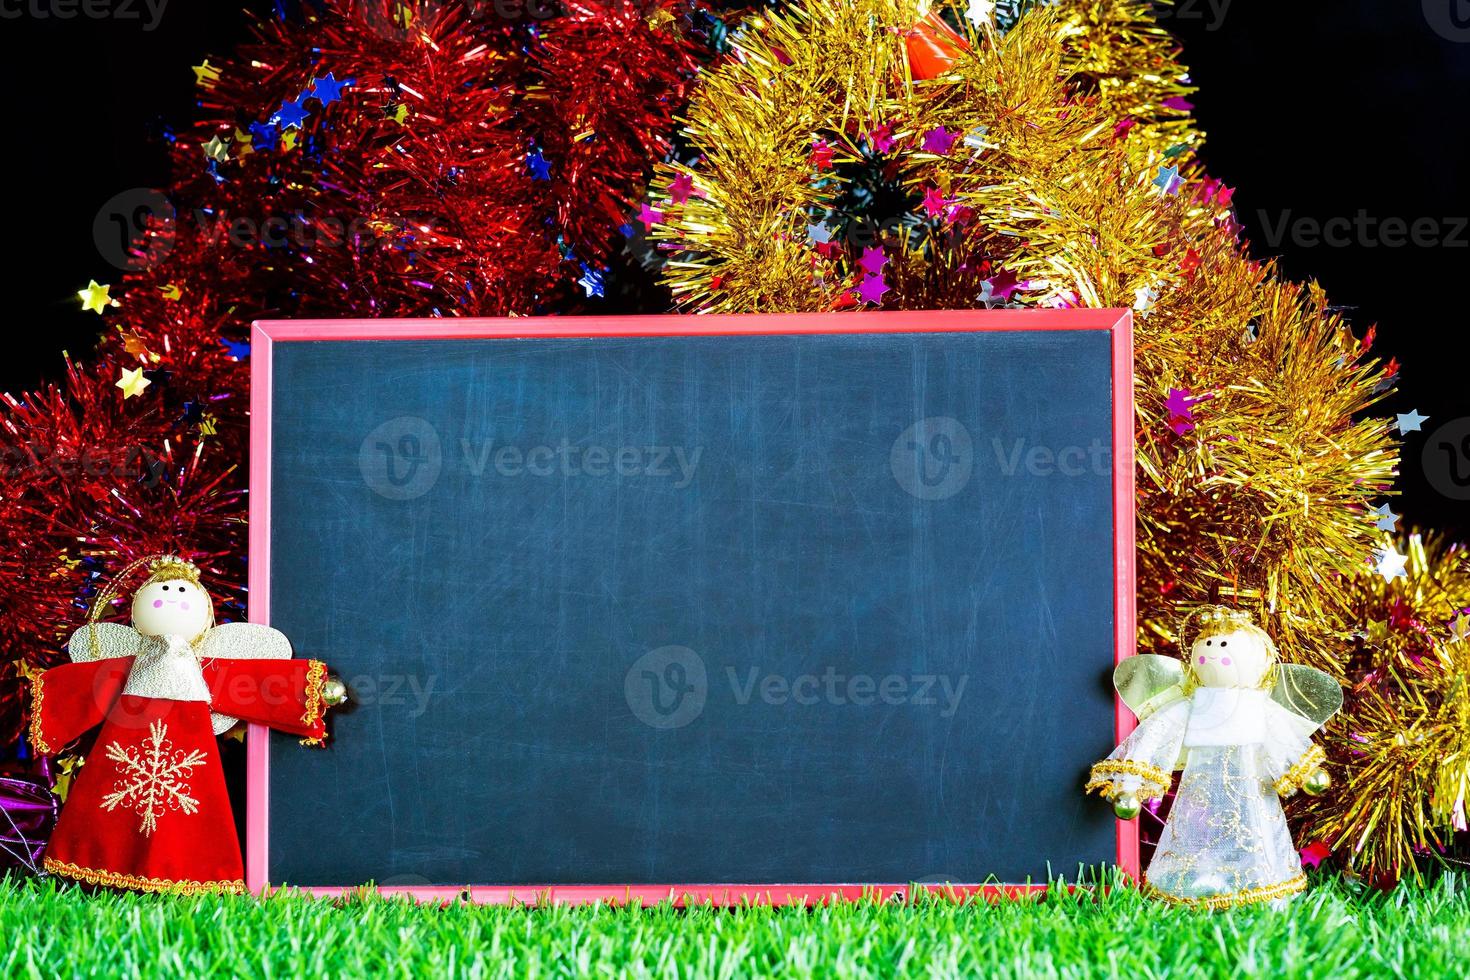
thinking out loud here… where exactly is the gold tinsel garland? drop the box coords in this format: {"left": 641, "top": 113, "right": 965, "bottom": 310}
{"left": 1297, "top": 534, "right": 1470, "bottom": 882}
{"left": 642, "top": 0, "right": 1470, "bottom": 881}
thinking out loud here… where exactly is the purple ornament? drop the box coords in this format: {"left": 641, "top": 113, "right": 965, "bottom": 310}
{"left": 0, "top": 757, "right": 58, "bottom": 874}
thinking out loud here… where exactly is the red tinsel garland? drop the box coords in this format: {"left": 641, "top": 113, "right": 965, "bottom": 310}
{"left": 0, "top": 0, "right": 740, "bottom": 745}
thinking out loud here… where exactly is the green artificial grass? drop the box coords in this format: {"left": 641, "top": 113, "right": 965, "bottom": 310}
{"left": 2, "top": 872, "right": 1464, "bottom": 979}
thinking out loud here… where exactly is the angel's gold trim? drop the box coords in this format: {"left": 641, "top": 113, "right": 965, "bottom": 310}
{"left": 1086, "top": 760, "right": 1172, "bottom": 801}
{"left": 301, "top": 659, "right": 327, "bottom": 726}
{"left": 19, "top": 661, "right": 52, "bottom": 756}
{"left": 1146, "top": 873, "right": 1307, "bottom": 910}
{"left": 44, "top": 856, "right": 245, "bottom": 896}
{"left": 1274, "top": 744, "right": 1327, "bottom": 796}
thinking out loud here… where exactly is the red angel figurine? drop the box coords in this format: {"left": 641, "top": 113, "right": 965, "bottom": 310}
{"left": 24, "top": 555, "right": 343, "bottom": 894}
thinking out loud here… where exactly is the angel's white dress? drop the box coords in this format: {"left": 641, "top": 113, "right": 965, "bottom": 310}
{"left": 1090, "top": 685, "right": 1326, "bottom": 908}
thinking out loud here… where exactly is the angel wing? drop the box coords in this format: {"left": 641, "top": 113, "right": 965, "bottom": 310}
{"left": 197, "top": 621, "right": 294, "bottom": 734}
{"left": 67, "top": 622, "right": 143, "bottom": 663}
{"left": 197, "top": 621, "right": 293, "bottom": 661}
{"left": 1270, "top": 664, "right": 1343, "bottom": 729}
{"left": 1113, "top": 654, "right": 1186, "bottom": 721}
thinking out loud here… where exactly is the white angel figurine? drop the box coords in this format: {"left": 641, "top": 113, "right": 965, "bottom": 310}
{"left": 1087, "top": 606, "right": 1342, "bottom": 909}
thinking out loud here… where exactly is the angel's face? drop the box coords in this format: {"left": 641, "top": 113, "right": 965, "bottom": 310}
{"left": 1191, "top": 628, "right": 1272, "bottom": 689}
{"left": 131, "top": 579, "right": 212, "bottom": 638}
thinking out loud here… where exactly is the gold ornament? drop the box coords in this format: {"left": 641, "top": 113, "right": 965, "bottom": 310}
{"left": 321, "top": 676, "right": 349, "bottom": 707}
{"left": 1302, "top": 768, "right": 1331, "bottom": 797}
{"left": 1113, "top": 792, "right": 1142, "bottom": 821}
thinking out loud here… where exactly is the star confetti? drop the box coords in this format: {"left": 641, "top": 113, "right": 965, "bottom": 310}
{"left": 964, "top": 0, "right": 996, "bottom": 25}
{"left": 1299, "top": 840, "right": 1332, "bottom": 869}
{"left": 158, "top": 283, "right": 182, "bottom": 301}
{"left": 1152, "top": 164, "right": 1182, "bottom": 195}
{"left": 921, "top": 186, "right": 949, "bottom": 219}
{"left": 120, "top": 331, "right": 152, "bottom": 359}
{"left": 1371, "top": 503, "right": 1400, "bottom": 532}
{"left": 1165, "top": 388, "right": 1200, "bottom": 435}
{"left": 310, "top": 72, "right": 350, "bottom": 106}
{"left": 1395, "top": 409, "right": 1427, "bottom": 434}
{"left": 526, "top": 148, "right": 552, "bottom": 181}
{"left": 248, "top": 120, "right": 278, "bottom": 150}
{"left": 578, "top": 268, "right": 605, "bottom": 299}
{"left": 273, "top": 97, "right": 310, "bottom": 130}
{"left": 115, "top": 367, "right": 151, "bottom": 399}
{"left": 810, "top": 139, "right": 834, "bottom": 170}
{"left": 78, "top": 280, "right": 113, "bottom": 314}
{"left": 868, "top": 122, "right": 896, "bottom": 155}
{"left": 855, "top": 274, "right": 890, "bottom": 306}
{"left": 202, "top": 135, "right": 230, "bottom": 162}
{"left": 859, "top": 246, "right": 888, "bottom": 276}
{"left": 1374, "top": 545, "right": 1409, "bottom": 582}
{"left": 983, "top": 268, "right": 1020, "bottom": 304}
{"left": 669, "top": 172, "right": 695, "bottom": 204}
{"left": 388, "top": 103, "right": 410, "bottom": 125}
{"left": 1451, "top": 614, "right": 1470, "bottom": 643}
{"left": 921, "top": 126, "right": 957, "bottom": 155}
{"left": 806, "top": 221, "right": 833, "bottom": 245}
{"left": 191, "top": 60, "right": 220, "bottom": 88}
{"left": 639, "top": 203, "right": 664, "bottom": 233}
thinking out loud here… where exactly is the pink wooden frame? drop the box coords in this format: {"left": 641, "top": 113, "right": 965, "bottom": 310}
{"left": 247, "top": 309, "right": 1137, "bottom": 904}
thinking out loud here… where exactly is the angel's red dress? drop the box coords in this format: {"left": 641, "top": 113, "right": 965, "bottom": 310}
{"left": 28, "top": 647, "right": 329, "bottom": 894}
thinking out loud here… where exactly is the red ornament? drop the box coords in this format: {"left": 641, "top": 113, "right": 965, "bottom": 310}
{"left": 904, "top": 11, "right": 970, "bottom": 81}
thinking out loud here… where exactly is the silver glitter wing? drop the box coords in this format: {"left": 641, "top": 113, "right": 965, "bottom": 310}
{"left": 197, "top": 622, "right": 295, "bottom": 734}
{"left": 67, "top": 622, "right": 143, "bottom": 663}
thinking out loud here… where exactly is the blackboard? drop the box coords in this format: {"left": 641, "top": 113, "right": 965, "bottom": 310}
{"left": 247, "top": 311, "right": 1135, "bottom": 897}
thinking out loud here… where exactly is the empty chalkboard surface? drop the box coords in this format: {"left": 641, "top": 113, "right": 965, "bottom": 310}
{"left": 246, "top": 310, "right": 1136, "bottom": 902}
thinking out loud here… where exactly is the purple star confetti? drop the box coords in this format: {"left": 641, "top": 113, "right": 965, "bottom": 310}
{"left": 921, "top": 126, "right": 957, "bottom": 155}
{"left": 859, "top": 246, "right": 888, "bottom": 276}
{"left": 855, "top": 273, "right": 890, "bottom": 306}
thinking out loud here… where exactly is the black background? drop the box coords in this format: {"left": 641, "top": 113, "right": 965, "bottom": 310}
{"left": 2, "top": 1, "right": 1468, "bottom": 538}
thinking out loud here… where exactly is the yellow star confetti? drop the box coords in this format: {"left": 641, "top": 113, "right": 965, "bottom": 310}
{"left": 281, "top": 129, "right": 299, "bottom": 151}
{"left": 192, "top": 59, "right": 221, "bottom": 88}
{"left": 199, "top": 414, "right": 219, "bottom": 437}
{"left": 202, "top": 135, "right": 231, "bottom": 162}
{"left": 54, "top": 550, "right": 82, "bottom": 576}
{"left": 115, "top": 367, "right": 151, "bottom": 399}
{"left": 78, "top": 280, "right": 113, "bottom": 314}
{"left": 234, "top": 127, "right": 255, "bottom": 156}
{"left": 388, "top": 103, "right": 410, "bottom": 125}
{"left": 158, "top": 283, "right": 182, "bottom": 301}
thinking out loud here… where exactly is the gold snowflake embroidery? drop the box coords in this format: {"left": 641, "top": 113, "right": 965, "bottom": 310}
{"left": 100, "top": 720, "right": 208, "bottom": 836}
